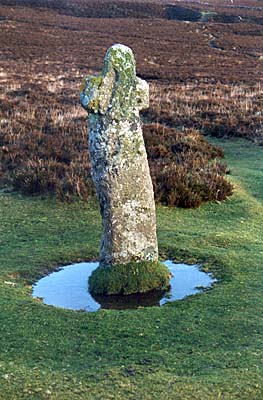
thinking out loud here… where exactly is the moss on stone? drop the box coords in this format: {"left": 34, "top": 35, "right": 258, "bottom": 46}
{"left": 81, "top": 44, "right": 158, "bottom": 266}
{"left": 88, "top": 260, "right": 170, "bottom": 295}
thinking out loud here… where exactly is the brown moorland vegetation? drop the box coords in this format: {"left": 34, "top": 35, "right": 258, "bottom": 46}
{"left": 1, "top": 0, "right": 263, "bottom": 22}
{"left": 0, "top": 0, "right": 262, "bottom": 205}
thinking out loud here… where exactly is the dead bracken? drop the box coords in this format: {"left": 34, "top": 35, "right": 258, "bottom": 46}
{"left": 1, "top": 1, "right": 262, "bottom": 206}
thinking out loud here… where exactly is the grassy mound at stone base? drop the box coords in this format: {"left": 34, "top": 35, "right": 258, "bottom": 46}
{"left": 88, "top": 260, "right": 170, "bottom": 295}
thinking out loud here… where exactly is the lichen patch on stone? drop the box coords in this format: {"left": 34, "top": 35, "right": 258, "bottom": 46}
{"left": 80, "top": 43, "right": 159, "bottom": 276}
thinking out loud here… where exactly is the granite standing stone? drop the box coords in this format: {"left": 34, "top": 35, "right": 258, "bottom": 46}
{"left": 80, "top": 44, "right": 158, "bottom": 267}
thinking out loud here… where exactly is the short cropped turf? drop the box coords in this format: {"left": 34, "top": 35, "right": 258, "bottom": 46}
{"left": 0, "top": 137, "right": 263, "bottom": 399}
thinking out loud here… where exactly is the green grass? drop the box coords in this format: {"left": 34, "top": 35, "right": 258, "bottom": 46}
{"left": 89, "top": 261, "right": 170, "bottom": 295}
{"left": 1, "top": 137, "right": 263, "bottom": 399}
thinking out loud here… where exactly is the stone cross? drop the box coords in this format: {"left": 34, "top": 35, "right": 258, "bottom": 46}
{"left": 81, "top": 44, "right": 158, "bottom": 267}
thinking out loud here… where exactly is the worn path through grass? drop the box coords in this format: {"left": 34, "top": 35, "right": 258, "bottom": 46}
{"left": 0, "top": 137, "right": 263, "bottom": 399}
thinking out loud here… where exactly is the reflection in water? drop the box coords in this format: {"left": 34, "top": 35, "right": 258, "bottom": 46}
{"left": 92, "top": 289, "right": 166, "bottom": 310}
{"left": 32, "top": 260, "right": 216, "bottom": 312}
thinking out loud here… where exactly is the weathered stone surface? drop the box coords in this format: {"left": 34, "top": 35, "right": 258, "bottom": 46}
{"left": 81, "top": 44, "right": 158, "bottom": 267}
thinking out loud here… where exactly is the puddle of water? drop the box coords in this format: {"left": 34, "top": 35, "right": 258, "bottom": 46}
{"left": 32, "top": 260, "right": 216, "bottom": 312}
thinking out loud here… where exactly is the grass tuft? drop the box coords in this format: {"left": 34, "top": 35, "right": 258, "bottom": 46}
{"left": 88, "top": 260, "right": 170, "bottom": 295}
